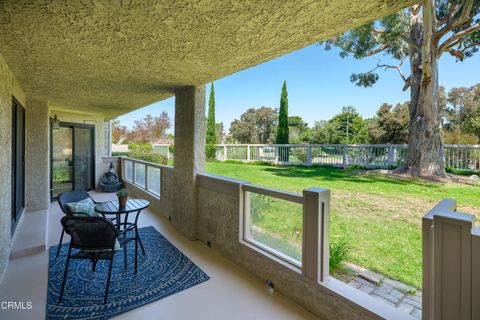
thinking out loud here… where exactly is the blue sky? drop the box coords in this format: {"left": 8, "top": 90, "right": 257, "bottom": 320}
{"left": 118, "top": 43, "right": 479, "bottom": 134}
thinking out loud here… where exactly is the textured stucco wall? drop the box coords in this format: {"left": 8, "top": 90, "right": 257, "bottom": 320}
{"left": 0, "top": 53, "right": 26, "bottom": 282}
{"left": 159, "top": 166, "right": 175, "bottom": 217}
{"left": 172, "top": 86, "right": 205, "bottom": 239}
{"left": 25, "top": 100, "right": 50, "bottom": 211}
{"left": 103, "top": 120, "right": 112, "bottom": 157}
{"left": 196, "top": 184, "right": 381, "bottom": 320}
{"left": 0, "top": 1, "right": 416, "bottom": 118}
{"left": 0, "top": 53, "right": 14, "bottom": 282}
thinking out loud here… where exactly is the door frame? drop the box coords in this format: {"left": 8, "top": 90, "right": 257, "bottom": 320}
{"left": 50, "top": 122, "right": 96, "bottom": 201}
{"left": 11, "top": 97, "right": 25, "bottom": 235}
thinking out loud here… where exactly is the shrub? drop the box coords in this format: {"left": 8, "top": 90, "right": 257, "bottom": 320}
{"left": 347, "top": 164, "right": 367, "bottom": 170}
{"left": 128, "top": 148, "right": 167, "bottom": 165}
{"left": 205, "top": 144, "right": 217, "bottom": 161}
{"left": 112, "top": 152, "right": 129, "bottom": 157}
{"left": 291, "top": 147, "right": 307, "bottom": 162}
{"left": 128, "top": 143, "right": 153, "bottom": 152}
{"left": 446, "top": 166, "right": 480, "bottom": 177}
{"left": 227, "top": 146, "right": 248, "bottom": 160}
{"left": 329, "top": 241, "right": 350, "bottom": 274}
{"left": 219, "top": 160, "right": 273, "bottom": 166}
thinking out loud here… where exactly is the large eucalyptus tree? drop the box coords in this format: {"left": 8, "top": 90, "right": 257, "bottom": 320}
{"left": 323, "top": 0, "right": 479, "bottom": 177}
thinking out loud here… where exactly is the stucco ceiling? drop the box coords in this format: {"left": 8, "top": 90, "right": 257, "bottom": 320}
{"left": 0, "top": 1, "right": 416, "bottom": 119}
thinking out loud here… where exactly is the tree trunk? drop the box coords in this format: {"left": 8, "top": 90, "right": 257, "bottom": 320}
{"left": 399, "top": 9, "right": 447, "bottom": 178}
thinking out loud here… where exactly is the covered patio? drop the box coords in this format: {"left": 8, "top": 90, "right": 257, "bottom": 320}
{"left": 2, "top": 1, "right": 477, "bottom": 319}
{"left": 0, "top": 191, "right": 317, "bottom": 319}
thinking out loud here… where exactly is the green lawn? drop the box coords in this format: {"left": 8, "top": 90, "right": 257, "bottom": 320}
{"left": 205, "top": 162, "right": 480, "bottom": 288}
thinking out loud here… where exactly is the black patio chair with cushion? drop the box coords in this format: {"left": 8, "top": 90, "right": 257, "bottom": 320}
{"left": 56, "top": 190, "right": 116, "bottom": 258}
{"left": 58, "top": 215, "right": 129, "bottom": 304}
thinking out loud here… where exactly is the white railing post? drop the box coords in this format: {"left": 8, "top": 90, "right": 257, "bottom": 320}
{"left": 422, "top": 211, "right": 435, "bottom": 320}
{"left": 247, "top": 144, "right": 251, "bottom": 162}
{"left": 144, "top": 163, "right": 148, "bottom": 191}
{"left": 342, "top": 145, "right": 347, "bottom": 169}
{"left": 423, "top": 200, "right": 477, "bottom": 320}
{"left": 121, "top": 157, "right": 125, "bottom": 180}
{"left": 473, "top": 230, "right": 480, "bottom": 320}
{"left": 432, "top": 213, "right": 473, "bottom": 320}
{"left": 243, "top": 189, "right": 252, "bottom": 239}
{"left": 387, "top": 144, "right": 394, "bottom": 167}
{"left": 274, "top": 145, "right": 279, "bottom": 165}
{"left": 306, "top": 145, "right": 312, "bottom": 166}
{"left": 302, "top": 188, "right": 330, "bottom": 282}
{"left": 132, "top": 160, "right": 137, "bottom": 183}
{"left": 224, "top": 144, "right": 228, "bottom": 161}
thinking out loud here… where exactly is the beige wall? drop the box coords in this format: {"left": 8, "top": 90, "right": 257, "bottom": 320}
{"left": 0, "top": 53, "right": 26, "bottom": 282}
{"left": 25, "top": 100, "right": 50, "bottom": 212}
{"left": 172, "top": 86, "right": 205, "bottom": 239}
{"left": 0, "top": 55, "right": 109, "bottom": 283}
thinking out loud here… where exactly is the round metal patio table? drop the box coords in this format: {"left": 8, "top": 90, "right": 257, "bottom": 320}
{"left": 94, "top": 199, "right": 149, "bottom": 274}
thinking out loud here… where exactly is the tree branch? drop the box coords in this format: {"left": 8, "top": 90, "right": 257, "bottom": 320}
{"left": 434, "top": 0, "right": 474, "bottom": 42}
{"left": 367, "top": 55, "right": 410, "bottom": 90}
{"left": 447, "top": 41, "right": 480, "bottom": 59}
{"left": 400, "top": 34, "right": 421, "bottom": 49}
{"left": 439, "top": 23, "right": 480, "bottom": 55}
{"left": 460, "top": 42, "right": 480, "bottom": 52}
{"left": 372, "top": 27, "right": 420, "bottom": 50}
{"left": 377, "top": 63, "right": 408, "bottom": 82}
{"left": 363, "top": 44, "right": 390, "bottom": 57}
{"left": 410, "top": 4, "right": 422, "bottom": 16}
{"left": 455, "top": 0, "right": 474, "bottom": 27}
{"left": 372, "top": 28, "right": 385, "bottom": 34}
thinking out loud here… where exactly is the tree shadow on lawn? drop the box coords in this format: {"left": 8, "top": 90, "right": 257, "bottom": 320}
{"left": 261, "top": 165, "right": 439, "bottom": 189}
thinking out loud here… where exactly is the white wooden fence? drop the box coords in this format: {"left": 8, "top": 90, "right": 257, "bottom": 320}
{"left": 215, "top": 144, "right": 480, "bottom": 171}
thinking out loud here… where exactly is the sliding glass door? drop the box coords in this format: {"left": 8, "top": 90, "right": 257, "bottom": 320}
{"left": 11, "top": 98, "right": 25, "bottom": 233}
{"left": 51, "top": 123, "right": 95, "bottom": 199}
{"left": 74, "top": 127, "right": 94, "bottom": 191}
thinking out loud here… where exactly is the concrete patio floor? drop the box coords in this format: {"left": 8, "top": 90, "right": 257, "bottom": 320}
{"left": 0, "top": 191, "right": 317, "bottom": 320}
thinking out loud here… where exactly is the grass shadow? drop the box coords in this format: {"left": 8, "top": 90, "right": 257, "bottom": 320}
{"left": 261, "top": 165, "right": 439, "bottom": 189}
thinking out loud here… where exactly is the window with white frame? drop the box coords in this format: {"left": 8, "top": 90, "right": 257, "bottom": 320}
{"left": 242, "top": 185, "right": 303, "bottom": 267}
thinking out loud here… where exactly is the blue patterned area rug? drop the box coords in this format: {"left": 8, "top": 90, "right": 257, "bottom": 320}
{"left": 46, "top": 226, "right": 209, "bottom": 320}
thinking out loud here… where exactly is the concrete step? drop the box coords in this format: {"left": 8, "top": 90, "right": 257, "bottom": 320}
{"left": 10, "top": 209, "right": 48, "bottom": 259}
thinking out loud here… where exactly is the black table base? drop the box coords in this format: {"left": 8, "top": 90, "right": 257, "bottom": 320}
{"left": 95, "top": 199, "right": 150, "bottom": 274}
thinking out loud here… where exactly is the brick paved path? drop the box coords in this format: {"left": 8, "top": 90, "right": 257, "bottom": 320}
{"left": 345, "top": 263, "right": 422, "bottom": 318}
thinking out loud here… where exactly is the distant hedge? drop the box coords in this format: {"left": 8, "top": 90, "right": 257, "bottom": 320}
{"left": 112, "top": 144, "right": 168, "bottom": 165}
{"left": 112, "top": 152, "right": 129, "bottom": 157}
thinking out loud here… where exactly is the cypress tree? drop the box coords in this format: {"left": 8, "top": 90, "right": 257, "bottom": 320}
{"left": 276, "top": 80, "right": 289, "bottom": 144}
{"left": 206, "top": 82, "right": 216, "bottom": 144}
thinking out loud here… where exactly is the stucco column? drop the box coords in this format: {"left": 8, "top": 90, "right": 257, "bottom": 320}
{"left": 104, "top": 120, "right": 112, "bottom": 157}
{"left": 25, "top": 100, "right": 50, "bottom": 211}
{"left": 173, "top": 85, "right": 205, "bottom": 239}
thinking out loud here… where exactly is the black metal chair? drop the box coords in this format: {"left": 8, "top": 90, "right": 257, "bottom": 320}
{"left": 58, "top": 216, "right": 129, "bottom": 304}
{"left": 56, "top": 190, "right": 115, "bottom": 258}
